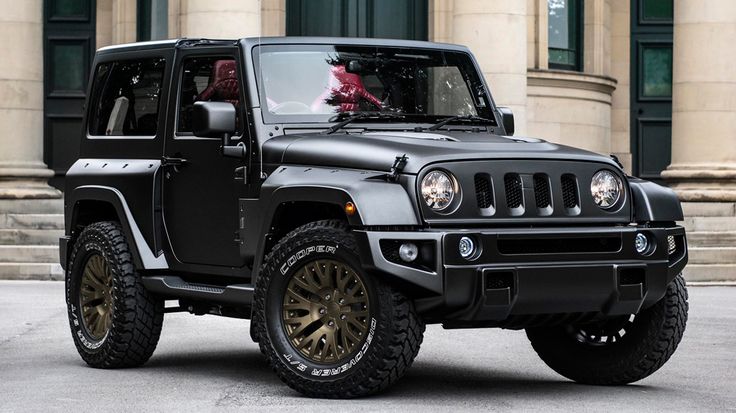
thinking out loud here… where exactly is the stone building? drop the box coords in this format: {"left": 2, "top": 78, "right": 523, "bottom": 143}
{"left": 0, "top": 0, "right": 733, "bottom": 280}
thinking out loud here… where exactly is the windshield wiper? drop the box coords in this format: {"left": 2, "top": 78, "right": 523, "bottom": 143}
{"left": 323, "top": 112, "right": 407, "bottom": 135}
{"left": 427, "top": 114, "right": 494, "bottom": 131}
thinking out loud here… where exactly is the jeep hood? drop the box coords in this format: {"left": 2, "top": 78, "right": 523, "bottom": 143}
{"left": 261, "top": 130, "right": 619, "bottom": 174}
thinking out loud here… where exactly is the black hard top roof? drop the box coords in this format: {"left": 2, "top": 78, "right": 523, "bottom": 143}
{"left": 96, "top": 36, "right": 471, "bottom": 55}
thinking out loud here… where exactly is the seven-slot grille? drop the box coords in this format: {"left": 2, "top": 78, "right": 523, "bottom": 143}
{"left": 473, "top": 172, "right": 582, "bottom": 216}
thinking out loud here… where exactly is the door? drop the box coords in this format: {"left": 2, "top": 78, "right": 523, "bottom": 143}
{"left": 162, "top": 48, "right": 249, "bottom": 269}
{"left": 43, "top": 0, "right": 96, "bottom": 189}
{"left": 286, "top": 0, "right": 427, "bottom": 40}
{"left": 630, "top": 0, "right": 673, "bottom": 181}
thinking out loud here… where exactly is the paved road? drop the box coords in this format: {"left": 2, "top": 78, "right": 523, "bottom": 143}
{"left": 1, "top": 281, "right": 734, "bottom": 412}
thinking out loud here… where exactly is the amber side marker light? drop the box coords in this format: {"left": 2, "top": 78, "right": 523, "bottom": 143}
{"left": 345, "top": 202, "right": 357, "bottom": 216}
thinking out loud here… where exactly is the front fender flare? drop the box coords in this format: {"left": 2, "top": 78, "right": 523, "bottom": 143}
{"left": 629, "top": 178, "right": 684, "bottom": 223}
{"left": 246, "top": 166, "right": 420, "bottom": 276}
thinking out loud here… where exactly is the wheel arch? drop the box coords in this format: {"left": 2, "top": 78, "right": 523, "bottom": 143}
{"left": 245, "top": 166, "right": 421, "bottom": 278}
{"left": 65, "top": 185, "right": 168, "bottom": 270}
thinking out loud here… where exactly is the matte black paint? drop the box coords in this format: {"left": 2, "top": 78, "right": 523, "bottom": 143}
{"left": 62, "top": 37, "right": 688, "bottom": 327}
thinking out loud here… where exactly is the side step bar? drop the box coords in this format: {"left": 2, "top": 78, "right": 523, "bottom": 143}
{"left": 142, "top": 275, "right": 254, "bottom": 306}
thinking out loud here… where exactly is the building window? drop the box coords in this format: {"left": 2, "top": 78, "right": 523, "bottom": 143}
{"left": 137, "top": 0, "right": 168, "bottom": 41}
{"left": 548, "top": 0, "right": 583, "bottom": 71}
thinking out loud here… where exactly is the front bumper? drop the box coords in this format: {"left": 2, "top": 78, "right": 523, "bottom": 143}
{"left": 355, "top": 225, "right": 687, "bottom": 324}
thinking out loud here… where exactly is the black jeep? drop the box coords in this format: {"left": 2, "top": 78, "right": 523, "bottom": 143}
{"left": 61, "top": 37, "right": 688, "bottom": 398}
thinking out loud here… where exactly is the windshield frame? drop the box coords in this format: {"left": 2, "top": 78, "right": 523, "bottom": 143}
{"left": 251, "top": 43, "right": 497, "bottom": 126}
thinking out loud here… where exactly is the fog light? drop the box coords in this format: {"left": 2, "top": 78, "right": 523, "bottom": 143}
{"left": 635, "top": 233, "right": 649, "bottom": 254}
{"left": 398, "top": 243, "right": 418, "bottom": 262}
{"left": 459, "top": 236, "right": 476, "bottom": 259}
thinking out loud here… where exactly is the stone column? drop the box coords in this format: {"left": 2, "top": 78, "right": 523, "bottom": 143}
{"left": 609, "top": 0, "right": 631, "bottom": 173}
{"left": 662, "top": 0, "right": 736, "bottom": 201}
{"left": 0, "top": 0, "right": 60, "bottom": 199}
{"left": 177, "top": 0, "right": 261, "bottom": 39}
{"left": 112, "top": 0, "right": 137, "bottom": 44}
{"left": 450, "top": 0, "right": 528, "bottom": 134}
{"left": 261, "top": 0, "right": 285, "bottom": 36}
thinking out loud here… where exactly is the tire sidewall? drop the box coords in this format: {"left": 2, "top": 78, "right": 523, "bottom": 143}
{"left": 66, "top": 226, "right": 123, "bottom": 357}
{"left": 262, "top": 234, "right": 385, "bottom": 382}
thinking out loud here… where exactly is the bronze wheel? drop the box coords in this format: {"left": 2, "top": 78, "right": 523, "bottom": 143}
{"left": 79, "top": 253, "right": 114, "bottom": 341}
{"left": 67, "top": 222, "right": 163, "bottom": 368}
{"left": 282, "top": 259, "right": 370, "bottom": 364}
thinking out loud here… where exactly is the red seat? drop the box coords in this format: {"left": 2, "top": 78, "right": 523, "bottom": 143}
{"left": 196, "top": 59, "right": 239, "bottom": 107}
{"left": 313, "top": 65, "right": 382, "bottom": 112}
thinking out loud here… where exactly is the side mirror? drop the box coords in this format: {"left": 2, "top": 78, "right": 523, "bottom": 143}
{"left": 192, "top": 101, "right": 246, "bottom": 159}
{"left": 192, "top": 101, "right": 236, "bottom": 141}
{"left": 497, "top": 106, "right": 514, "bottom": 136}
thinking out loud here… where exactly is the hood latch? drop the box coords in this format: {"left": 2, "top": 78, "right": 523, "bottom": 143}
{"left": 388, "top": 154, "right": 408, "bottom": 182}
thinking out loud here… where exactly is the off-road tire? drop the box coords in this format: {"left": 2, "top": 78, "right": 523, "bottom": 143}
{"left": 66, "top": 221, "right": 164, "bottom": 368}
{"left": 253, "top": 220, "right": 425, "bottom": 398}
{"left": 526, "top": 274, "right": 688, "bottom": 385}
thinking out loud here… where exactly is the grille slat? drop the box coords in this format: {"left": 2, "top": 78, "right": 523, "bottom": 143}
{"left": 474, "top": 174, "right": 494, "bottom": 209}
{"left": 504, "top": 173, "right": 523, "bottom": 210}
{"left": 533, "top": 173, "right": 551, "bottom": 209}
{"left": 561, "top": 174, "right": 579, "bottom": 211}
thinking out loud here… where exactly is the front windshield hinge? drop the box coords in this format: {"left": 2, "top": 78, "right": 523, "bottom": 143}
{"left": 388, "top": 154, "right": 408, "bottom": 182}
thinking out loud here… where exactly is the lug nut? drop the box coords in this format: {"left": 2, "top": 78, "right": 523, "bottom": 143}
{"left": 340, "top": 314, "right": 347, "bottom": 320}
{"left": 338, "top": 298, "right": 345, "bottom": 304}
{"left": 324, "top": 294, "right": 331, "bottom": 300}
{"left": 319, "top": 308, "right": 326, "bottom": 315}
{"left": 328, "top": 320, "right": 335, "bottom": 327}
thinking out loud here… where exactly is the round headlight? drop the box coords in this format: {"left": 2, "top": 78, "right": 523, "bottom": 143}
{"left": 421, "top": 170, "right": 457, "bottom": 211}
{"left": 590, "top": 170, "right": 623, "bottom": 209}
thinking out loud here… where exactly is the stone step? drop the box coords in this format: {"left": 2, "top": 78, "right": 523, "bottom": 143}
{"left": 0, "top": 263, "right": 64, "bottom": 281}
{"left": 0, "top": 214, "right": 64, "bottom": 230}
{"left": 0, "top": 229, "right": 64, "bottom": 245}
{"left": 0, "top": 198, "right": 64, "bottom": 214}
{"left": 681, "top": 202, "right": 736, "bottom": 217}
{"left": 688, "top": 247, "right": 736, "bottom": 265}
{"left": 0, "top": 245, "right": 58, "bottom": 263}
{"left": 683, "top": 264, "right": 736, "bottom": 282}
{"left": 686, "top": 231, "right": 736, "bottom": 247}
{"left": 681, "top": 216, "right": 736, "bottom": 232}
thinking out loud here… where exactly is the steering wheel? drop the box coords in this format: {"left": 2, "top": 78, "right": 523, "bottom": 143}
{"left": 270, "top": 101, "right": 312, "bottom": 114}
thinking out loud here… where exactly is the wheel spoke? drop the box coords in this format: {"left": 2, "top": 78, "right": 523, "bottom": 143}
{"left": 285, "top": 287, "right": 312, "bottom": 306}
{"left": 283, "top": 302, "right": 310, "bottom": 312}
{"left": 292, "top": 274, "right": 319, "bottom": 295}
{"left": 285, "top": 315, "right": 318, "bottom": 339}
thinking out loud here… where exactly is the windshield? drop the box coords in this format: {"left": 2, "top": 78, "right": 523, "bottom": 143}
{"left": 253, "top": 44, "right": 495, "bottom": 124}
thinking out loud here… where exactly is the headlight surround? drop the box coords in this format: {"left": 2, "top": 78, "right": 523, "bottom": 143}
{"left": 590, "top": 170, "right": 623, "bottom": 209}
{"left": 421, "top": 170, "right": 458, "bottom": 211}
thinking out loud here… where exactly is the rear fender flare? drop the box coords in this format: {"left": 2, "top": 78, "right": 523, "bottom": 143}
{"left": 66, "top": 185, "right": 168, "bottom": 270}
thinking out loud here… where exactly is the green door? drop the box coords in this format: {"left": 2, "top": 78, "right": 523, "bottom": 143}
{"left": 43, "top": 0, "right": 97, "bottom": 188}
{"left": 286, "top": 0, "right": 427, "bottom": 40}
{"left": 630, "top": 0, "right": 673, "bottom": 180}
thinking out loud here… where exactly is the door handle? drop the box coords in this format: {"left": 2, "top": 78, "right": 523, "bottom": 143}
{"left": 161, "top": 156, "right": 188, "bottom": 167}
